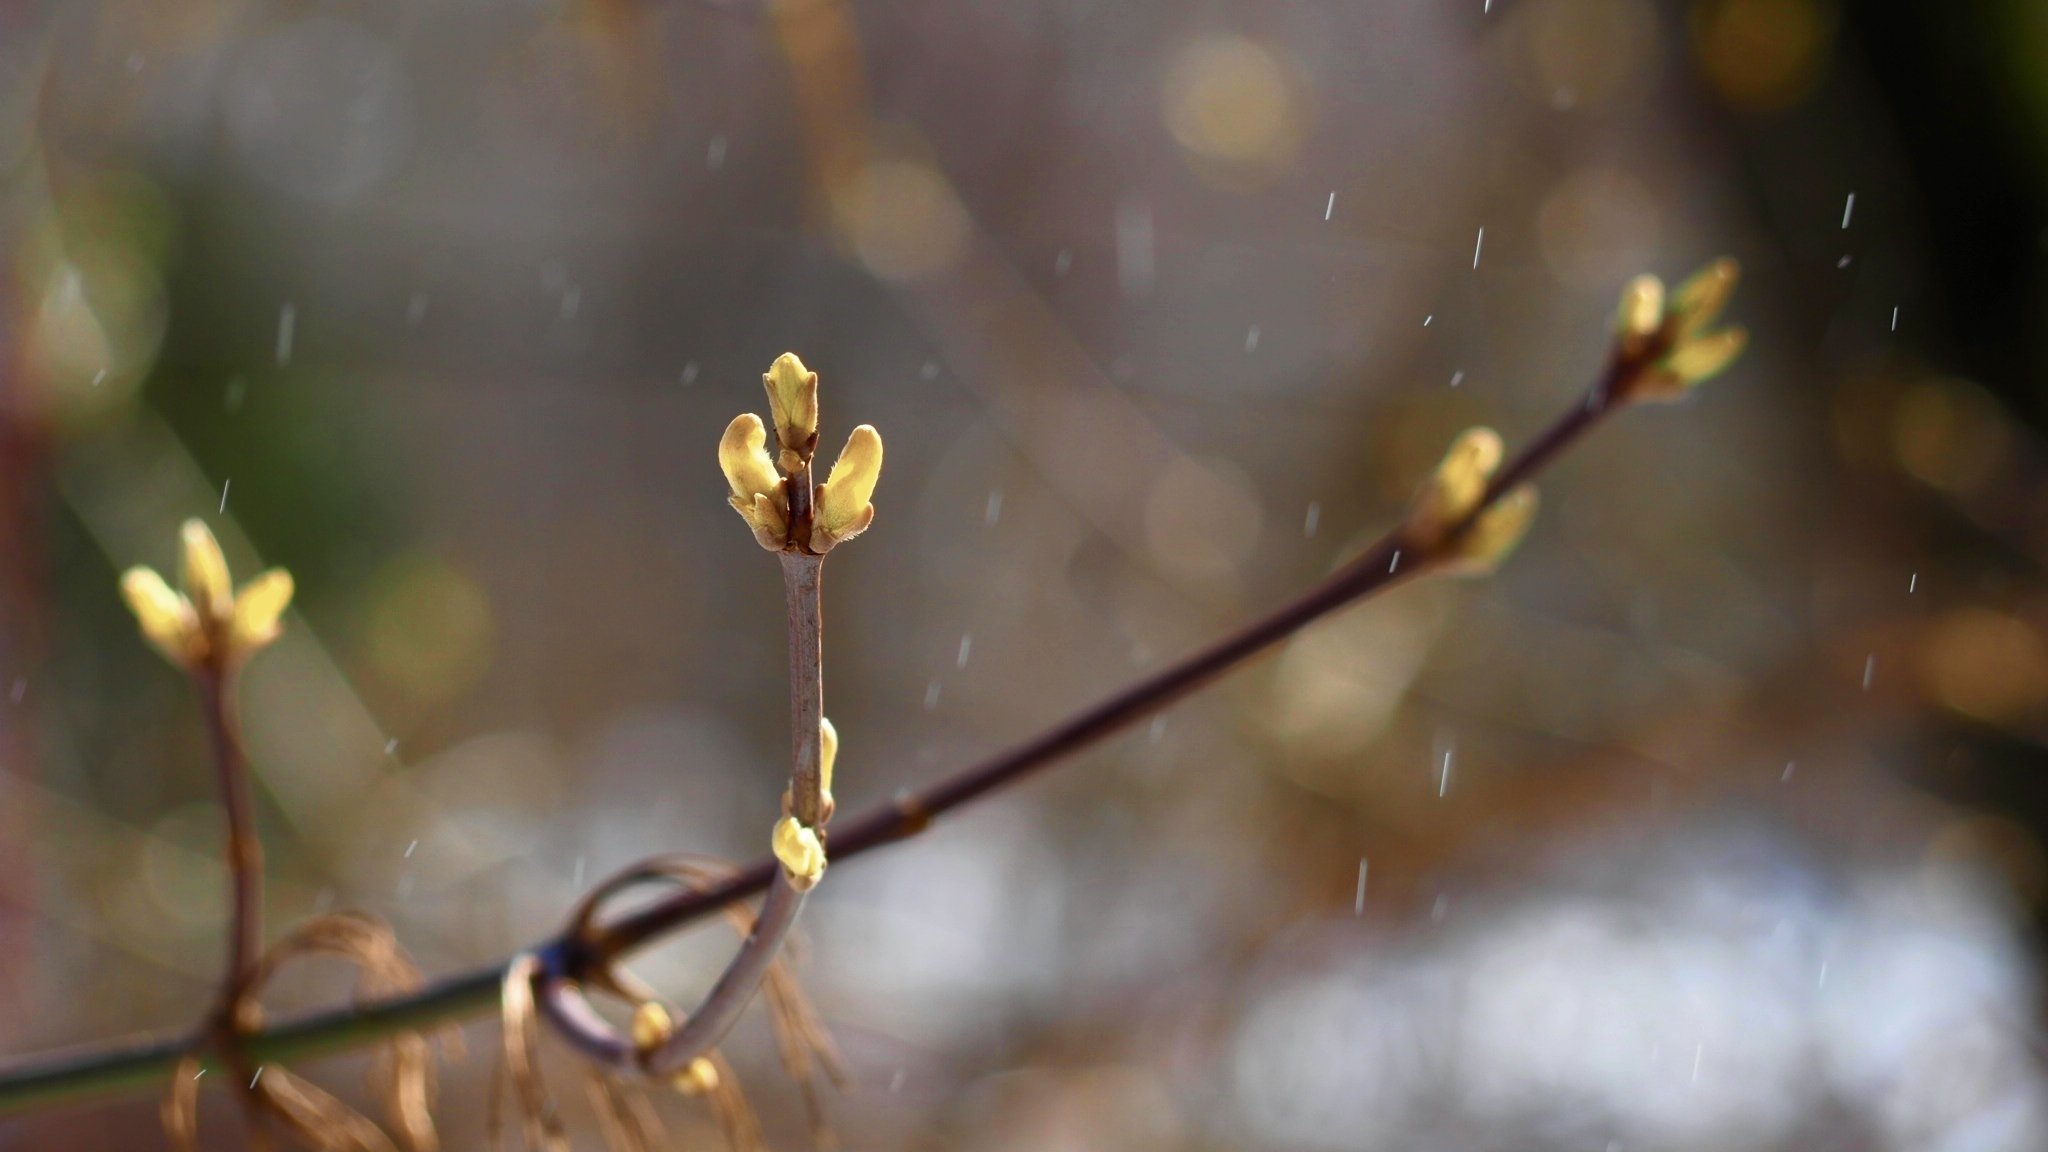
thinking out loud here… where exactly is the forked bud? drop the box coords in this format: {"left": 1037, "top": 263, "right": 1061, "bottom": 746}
{"left": 1401, "top": 428, "right": 1543, "bottom": 576}
{"left": 720, "top": 355, "right": 882, "bottom": 554}
{"left": 122, "top": 520, "right": 295, "bottom": 671}
{"left": 1611, "top": 257, "right": 1749, "bottom": 404}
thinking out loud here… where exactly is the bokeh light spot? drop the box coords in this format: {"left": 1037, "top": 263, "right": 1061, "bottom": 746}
{"left": 1691, "top": 0, "right": 1835, "bottom": 112}
{"left": 361, "top": 553, "right": 495, "bottom": 705}
{"left": 1161, "top": 34, "right": 1303, "bottom": 177}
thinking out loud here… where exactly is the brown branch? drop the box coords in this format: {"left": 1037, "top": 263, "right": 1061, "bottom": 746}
{"left": 194, "top": 664, "right": 264, "bottom": 1027}
{"left": 539, "top": 545, "right": 834, "bottom": 1076}
{"left": 779, "top": 551, "right": 827, "bottom": 829}
{"left": 587, "top": 357, "right": 1634, "bottom": 962}
{"left": 0, "top": 348, "right": 1651, "bottom": 1116}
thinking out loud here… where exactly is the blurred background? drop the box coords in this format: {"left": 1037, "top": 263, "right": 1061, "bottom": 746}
{"left": 4, "top": 0, "right": 2048, "bottom": 1148}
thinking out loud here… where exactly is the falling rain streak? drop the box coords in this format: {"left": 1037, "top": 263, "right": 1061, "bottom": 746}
{"left": 275, "top": 303, "right": 295, "bottom": 366}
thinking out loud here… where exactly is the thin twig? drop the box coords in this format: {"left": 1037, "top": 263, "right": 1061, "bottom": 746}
{"left": 0, "top": 357, "right": 1638, "bottom": 1116}
{"left": 781, "top": 551, "right": 827, "bottom": 828}
{"left": 540, "top": 549, "right": 831, "bottom": 1073}
{"left": 195, "top": 665, "right": 264, "bottom": 1027}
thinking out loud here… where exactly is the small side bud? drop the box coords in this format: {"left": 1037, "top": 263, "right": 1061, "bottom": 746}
{"left": 180, "top": 519, "right": 233, "bottom": 624}
{"left": 229, "top": 570, "right": 295, "bottom": 654}
{"left": 720, "top": 414, "right": 782, "bottom": 505}
{"left": 1660, "top": 326, "right": 1748, "bottom": 387}
{"left": 630, "top": 1002, "right": 674, "bottom": 1053}
{"left": 812, "top": 424, "right": 884, "bottom": 552}
{"left": 122, "top": 567, "right": 200, "bottom": 667}
{"left": 1615, "top": 274, "right": 1665, "bottom": 350}
{"left": 671, "top": 1057, "right": 720, "bottom": 1097}
{"left": 763, "top": 353, "right": 820, "bottom": 463}
{"left": 818, "top": 716, "right": 838, "bottom": 817}
{"left": 1669, "top": 257, "right": 1740, "bottom": 339}
{"left": 1439, "top": 485, "right": 1540, "bottom": 576}
{"left": 1407, "top": 427, "right": 1503, "bottom": 548}
{"left": 771, "top": 815, "right": 827, "bottom": 890}
{"left": 721, "top": 414, "right": 790, "bottom": 549}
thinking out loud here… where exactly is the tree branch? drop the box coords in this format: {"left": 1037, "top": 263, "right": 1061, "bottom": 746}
{"left": 0, "top": 352, "right": 1643, "bottom": 1117}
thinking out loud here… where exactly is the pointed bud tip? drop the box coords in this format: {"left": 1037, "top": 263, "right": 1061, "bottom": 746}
{"left": 763, "top": 353, "right": 821, "bottom": 450}
{"left": 720, "top": 414, "right": 788, "bottom": 546}
{"left": 121, "top": 566, "right": 199, "bottom": 666}
{"left": 1617, "top": 274, "right": 1665, "bottom": 340}
{"left": 179, "top": 519, "right": 233, "bottom": 619}
{"left": 819, "top": 717, "right": 839, "bottom": 796}
{"left": 1671, "top": 256, "right": 1742, "bottom": 336}
{"left": 229, "top": 569, "right": 295, "bottom": 654}
{"left": 815, "top": 424, "right": 884, "bottom": 543}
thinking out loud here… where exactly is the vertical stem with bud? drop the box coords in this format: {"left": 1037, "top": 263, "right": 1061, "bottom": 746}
{"left": 571, "top": 353, "right": 875, "bottom": 1080}
{"left": 780, "top": 552, "right": 827, "bottom": 829}
{"left": 197, "top": 663, "right": 263, "bottom": 1024}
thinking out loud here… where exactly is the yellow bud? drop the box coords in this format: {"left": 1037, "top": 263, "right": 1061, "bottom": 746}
{"left": 812, "top": 424, "right": 883, "bottom": 550}
{"left": 1441, "top": 485, "right": 1539, "bottom": 576}
{"left": 630, "top": 1002, "right": 674, "bottom": 1052}
{"left": 229, "top": 569, "right": 294, "bottom": 654}
{"left": 721, "top": 413, "right": 790, "bottom": 548}
{"left": 818, "top": 716, "right": 838, "bottom": 801}
{"left": 771, "top": 815, "right": 826, "bottom": 889}
{"left": 121, "top": 567, "right": 199, "bottom": 666}
{"left": 1409, "top": 427, "right": 1502, "bottom": 546}
{"left": 720, "top": 413, "right": 782, "bottom": 504}
{"left": 672, "top": 1057, "right": 720, "bottom": 1097}
{"left": 763, "top": 353, "right": 820, "bottom": 455}
{"left": 180, "top": 519, "right": 233, "bottom": 623}
{"left": 1615, "top": 274, "right": 1665, "bottom": 345}
{"left": 1669, "top": 257, "right": 1739, "bottom": 339}
{"left": 1662, "top": 325, "right": 1748, "bottom": 387}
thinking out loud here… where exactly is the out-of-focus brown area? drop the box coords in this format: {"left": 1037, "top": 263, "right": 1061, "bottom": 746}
{"left": 4, "top": 0, "right": 2048, "bottom": 1148}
